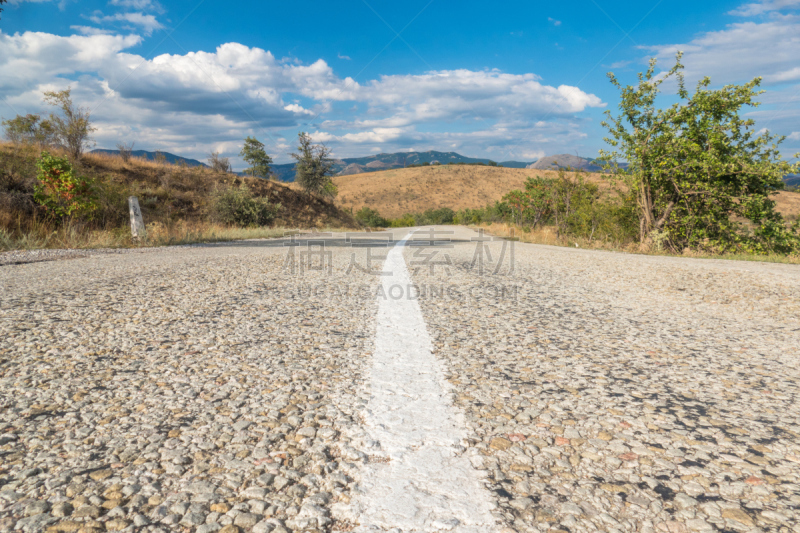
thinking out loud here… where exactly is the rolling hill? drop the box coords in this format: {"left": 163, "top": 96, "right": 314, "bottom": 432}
{"left": 330, "top": 165, "right": 608, "bottom": 218}
{"left": 329, "top": 164, "right": 800, "bottom": 221}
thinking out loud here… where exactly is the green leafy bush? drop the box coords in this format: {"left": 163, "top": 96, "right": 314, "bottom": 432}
{"left": 451, "top": 172, "right": 639, "bottom": 243}
{"left": 212, "top": 184, "right": 280, "bottom": 227}
{"left": 355, "top": 207, "right": 388, "bottom": 227}
{"left": 412, "top": 207, "right": 455, "bottom": 225}
{"left": 599, "top": 53, "right": 800, "bottom": 254}
{"left": 453, "top": 206, "right": 499, "bottom": 225}
{"left": 34, "top": 151, "right": 98, "bottom": 220}
{"left": 390, "top": 214, "right": 416, "bottom": 228}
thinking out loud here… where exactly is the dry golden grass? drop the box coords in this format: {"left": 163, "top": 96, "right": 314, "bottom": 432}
{"left": 331, "top": 166, "right": 608, "bottom": 218}
{"left": 0, "top": 219, "right": 350, "bottom": 251}
{"left": 481, "top": 222, "right": 800, "bottom": 264}
{"left": 0, "top": 217, "right": 277, "bottom": 250}
{"left": 774, "top": 190, "right": 800, "bottom": 222}
{"left": 329, "top": 165, "right": 800, "bottom": 220}
{"left": 482, "top": 222, "right": 636, "bottom": 250}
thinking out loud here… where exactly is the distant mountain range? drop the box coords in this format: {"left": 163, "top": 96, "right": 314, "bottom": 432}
{"left": 91, "top": 148, "right": 532, "bottom": 181}
{"left": 91, "top": 149, "right": 799, "bottom": 188}
{"left": 526, "top": 154, "right": 605, "bottom": 172}
{"left": 270, "top": 150, "right": 533, "bottom": 181}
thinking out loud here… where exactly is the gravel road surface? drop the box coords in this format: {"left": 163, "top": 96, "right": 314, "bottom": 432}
{"left": 1, "top": 227, "right": 798, "bottom": 533}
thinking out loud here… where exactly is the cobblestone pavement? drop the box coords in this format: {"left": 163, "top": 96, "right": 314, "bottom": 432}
{"left": 1, "top": 228, "right": 799, "bottom": 533}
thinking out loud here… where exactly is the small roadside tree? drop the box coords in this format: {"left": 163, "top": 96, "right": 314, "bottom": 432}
{"left": 291, "top": 132, "right": 336, "bottom": 197}
{"left": 2, "top": 114, "right": 56, "bottom": 147}
{"left": 240, "top": 136, "right": 273, "bottom": 179}
{"left": 548, "top": 171, "right": 600, "bottom": 237}
{"left": 520, "top": 176, "right": 555, "bottom": 229}
{"left": 599, "top": 53, "right": 800, "bottom": 253}
{"left": 43, "top": 88, "right": 95, "bottom": 160}
{"left": 116, "top": 141, "right": 134, "bottom": 162}
{"left": 208, "top": 152, "right": 232, "bottom": 173}
{"left": 503, "top": 189, "right": 529, "bottom": 226}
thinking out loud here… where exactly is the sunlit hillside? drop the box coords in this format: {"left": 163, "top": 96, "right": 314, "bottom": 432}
{"left": 327, "top": 164, "right": 800, "bottom": 221}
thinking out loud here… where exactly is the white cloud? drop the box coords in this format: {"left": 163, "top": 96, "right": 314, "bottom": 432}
{"left": 646, "top": 19, "right": 800, "bottom": 86}
{"left": 70, "top": 25, "right": 115, "bottom": 36}
{"left": 521, "top": 149, "right": 546, "bottom": 159}
{"left": 788, "top": 131, "right": 800, "bottom": 140}
{"left": 548, "top": 17, "right": 562, "bottom": 26}
{"left": 0, "top": 29, "right": 604, "bottom": 164}
{"left": 729, "top": 0, "right": 800, "bottom": 16}
{"left": 108, "top": 0, "right": 163, "bottom": 11}
{"left": 766, "top": 66, "right": 800, "bottom": 83}
{"left": 347, "top": 70, "right": 604, "bottom": 129}
{"left": 284, "top": 103, "right": 314, "bottom": 115}
{"left": 311, "top": 127, "right": 407, "bottom": 144}
{"left": 88, "top": 12, "right": 164, "bottom": 35}
{"left": 304, "top": 118, "right": 592, "bottom": 162}
{"left": 0, "top": 31, "right": 142, "bottom": 95}
{"left": 337, "top": 53, "right": 351, "bottom": 60}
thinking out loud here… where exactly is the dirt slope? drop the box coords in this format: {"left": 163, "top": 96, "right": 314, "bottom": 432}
{"left": 0, "top": 143, "right": 357, "bottom": 231}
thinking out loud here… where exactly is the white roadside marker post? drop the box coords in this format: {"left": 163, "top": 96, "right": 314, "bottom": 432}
{"left": 128, "top": 196, "right": 146, "bottom": 241}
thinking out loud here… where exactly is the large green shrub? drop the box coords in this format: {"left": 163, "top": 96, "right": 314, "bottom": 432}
{"left": 355, "top": 207, "right": 388, "bottom": 227}
{"left": 212, "top": 184, "right": 280, "bottom": 227}
{"left": 600, "top": 53, "right": 800, "bottom": 253}
{"left": 451, "top": 172, "right": 639, "bottom": 242}
{"left": 413, "top": 207, "right": 455, "bottom": 225}
{"left": 390, "top": 214, "right": 416, "bottom": 228}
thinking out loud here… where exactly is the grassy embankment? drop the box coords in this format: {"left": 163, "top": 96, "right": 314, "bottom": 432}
{"left": 0, "top": 142, "right": 358, "bottom": 251}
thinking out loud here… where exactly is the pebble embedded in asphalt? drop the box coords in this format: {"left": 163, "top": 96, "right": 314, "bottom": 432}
{"left": 0, "top": 241, "right": 380, "bottom": 533}
{"left": 1, "top": 227, "right": 799, "bottom": 533}
{"left": 405, "top": 227, "right": 800, "bottom": 533}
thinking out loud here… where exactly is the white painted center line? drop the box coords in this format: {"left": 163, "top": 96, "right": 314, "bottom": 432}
{"left": 349, "top": 231, "right": 499, "bottom": 532}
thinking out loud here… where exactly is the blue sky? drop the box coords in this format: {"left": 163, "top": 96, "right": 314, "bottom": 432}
{"left": 1, "top": 0, "right": 799, "bottom": 168}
